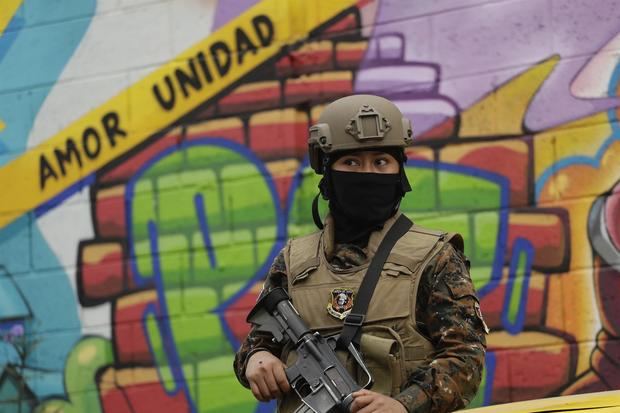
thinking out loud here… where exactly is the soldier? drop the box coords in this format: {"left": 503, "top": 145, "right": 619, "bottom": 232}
{"left": 234, "top": 95, "right": 488, "bottom": 413}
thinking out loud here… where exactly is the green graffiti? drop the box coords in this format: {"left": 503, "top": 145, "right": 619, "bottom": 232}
{"left": 33, "top": 337, "right": 114, "bottom": 413}
{"left": 130, "top": 143, "right": 278, "bottom": 412}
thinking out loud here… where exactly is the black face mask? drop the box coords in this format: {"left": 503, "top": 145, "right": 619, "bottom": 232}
{"left": 328, "top": 170, "right": 402, "bottom": 246}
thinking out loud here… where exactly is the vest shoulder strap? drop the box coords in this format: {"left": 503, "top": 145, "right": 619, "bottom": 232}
{"left": 387, "top": 224, "right": 446, "bottom": 271}
{"left": 409, "top": 224, "right": 445, "bottom": 237}
{"left": 408, "top": 224, "right": 464, "bottom": 252}
{"left": 287, "top": 231, "right": 322, "bottom": 278}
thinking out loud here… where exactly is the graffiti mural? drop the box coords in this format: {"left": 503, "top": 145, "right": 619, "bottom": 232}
{"left": 0, "top": 0, "right": 619, "bottom": 411}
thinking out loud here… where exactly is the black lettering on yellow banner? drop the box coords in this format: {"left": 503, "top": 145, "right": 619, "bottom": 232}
{"left": 152, "top": 14, "right": 274, "bottom": 112}
{"left": 39, "top": 111, "right": 127, "bottom": 190}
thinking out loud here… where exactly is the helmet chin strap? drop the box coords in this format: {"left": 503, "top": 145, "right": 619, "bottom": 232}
{"left": 395, "top": 149, "right": 412, "bottom": 194}
{"left": 399, "top": 167, "right": 411, "bottom": 194}
{"left": 310, "top": 155, "right": 332, "bottom": 229}
{"left": 312, "top": 193, "right": 324, "bottom": 229}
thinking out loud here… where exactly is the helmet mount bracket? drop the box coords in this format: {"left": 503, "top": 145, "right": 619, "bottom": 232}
{"left": 309, "top": 123, "right": 333, "bottom": 151}
{"left": 345, "top": 104, "right": 391, "bottom": 141}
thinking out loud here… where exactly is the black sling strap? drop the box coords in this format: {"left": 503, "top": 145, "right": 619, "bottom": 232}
{"left": 336, "top": 214, "right": 413, "bottom": 350}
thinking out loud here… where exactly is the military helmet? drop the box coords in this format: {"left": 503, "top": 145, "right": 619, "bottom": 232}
{"left": 308, "top": 94, "right": 413, "bottom": 174}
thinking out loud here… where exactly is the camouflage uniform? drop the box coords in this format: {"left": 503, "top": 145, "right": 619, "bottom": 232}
{"left": 234, "top": 237, "right": 488, "bottom": 413}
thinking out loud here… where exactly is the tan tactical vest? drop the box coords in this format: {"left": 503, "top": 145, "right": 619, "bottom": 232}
{"left": 277, "top": 213, "right": 463, "bottom": 413}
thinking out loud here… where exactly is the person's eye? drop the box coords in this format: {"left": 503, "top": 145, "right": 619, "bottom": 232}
{"left": 375, "top": 158, "right": 389, "bottom": 166}
{"left": 343, "top": 158, "right": 360, "bottom": 166}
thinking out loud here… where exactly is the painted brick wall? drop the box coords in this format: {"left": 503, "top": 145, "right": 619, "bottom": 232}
{"left": 0, "top": 1, "right": 618, "bottom": 412}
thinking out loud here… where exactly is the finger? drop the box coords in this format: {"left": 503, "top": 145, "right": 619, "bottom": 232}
{"left": 352, "top": 394, "right": 374, "bottom": 404}
{"left": 249, "top": 381, "right": 266, "bottom": 403}
{"left": 350, "top": 400, "right": 363, "bottom": 413}
{"left": 255, "top": 375, "right": 272, "bottom": 401}
{"left": 357, "top": 400, "right": 379, "bottom": 413}
{"left": 263, "top": 370, "right": 283, "bottom": 398}
{"left": 350, "top": 394, "right": 373, "bottom": 412}
{"left": 272, "top": 363, "right": 291, "bottom": 393}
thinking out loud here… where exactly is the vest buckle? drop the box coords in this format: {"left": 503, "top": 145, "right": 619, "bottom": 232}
{"left": 343, "top": 313, "right": 365, "bottom": 327}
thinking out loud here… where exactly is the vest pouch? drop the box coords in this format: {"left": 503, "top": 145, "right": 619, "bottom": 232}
{"left": 357, "top": 326, "right": 406, "bottom": 396}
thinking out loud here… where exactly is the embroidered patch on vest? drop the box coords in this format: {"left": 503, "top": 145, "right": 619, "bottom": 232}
{"left": 327, "top": 288, "right": 354, "bottom": 320}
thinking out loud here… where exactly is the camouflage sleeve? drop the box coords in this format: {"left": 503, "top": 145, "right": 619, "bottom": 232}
{"left": 233, "top": 247, "right": 289, "bottom": 388}
{"left": 394, "top": 242, "right": 488, "bottom": 413}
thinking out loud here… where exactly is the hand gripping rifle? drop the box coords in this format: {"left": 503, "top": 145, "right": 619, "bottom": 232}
{"left": 247, "top": 287, "right": 373, "bottom": 413}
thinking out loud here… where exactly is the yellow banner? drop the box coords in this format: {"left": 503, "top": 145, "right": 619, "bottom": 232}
{"left": 0, "top": 0, "right": 357, "bottom": 229}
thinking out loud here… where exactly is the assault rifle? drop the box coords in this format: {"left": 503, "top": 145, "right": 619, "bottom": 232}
{"left": 247, "top": 287, "right": 373, "bottom": 413}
